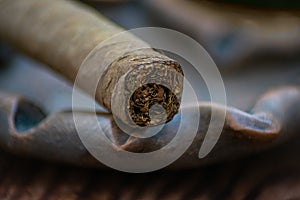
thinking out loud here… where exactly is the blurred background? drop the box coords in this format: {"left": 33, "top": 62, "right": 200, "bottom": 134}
{"left": 1, "top": 0, "right": 300, "bottom": 199}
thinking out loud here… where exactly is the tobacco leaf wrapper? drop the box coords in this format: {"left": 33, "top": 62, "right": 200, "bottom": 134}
{"left": 0, "top": 0, "right": 183, "bottom": 126}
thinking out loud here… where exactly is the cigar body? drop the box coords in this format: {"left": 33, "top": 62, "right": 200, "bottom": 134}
{"left": 0, "top": 0, "right": 114, "bottom": 80}
{"left": 0, "top": 0, "right": 183, "bottom": 126}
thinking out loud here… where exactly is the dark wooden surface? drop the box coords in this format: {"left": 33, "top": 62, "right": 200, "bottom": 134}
{"left": 1, "top": 138, "right": 300, "bottom": 199}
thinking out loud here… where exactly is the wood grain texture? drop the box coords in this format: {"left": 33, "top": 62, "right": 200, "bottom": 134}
{"left": 0, "top": 139, "right": 300, "bottom": 199}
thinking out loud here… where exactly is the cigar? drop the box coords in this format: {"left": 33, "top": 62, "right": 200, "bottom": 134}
{"left": 0, "top": 0, "right": 183, "bottom": 126}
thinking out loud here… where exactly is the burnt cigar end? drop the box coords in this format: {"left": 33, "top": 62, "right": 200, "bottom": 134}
{"left": 129, "top": 83, "right": 181, "bottom": 126}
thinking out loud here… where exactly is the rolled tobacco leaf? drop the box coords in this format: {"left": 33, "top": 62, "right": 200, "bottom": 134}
{"left": 0, "top": 0, "right": 183, "bottom": 126}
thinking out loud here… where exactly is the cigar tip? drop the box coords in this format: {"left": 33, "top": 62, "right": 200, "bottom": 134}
{"left": 129, "top": 83, "right": 181, "bottom": 126}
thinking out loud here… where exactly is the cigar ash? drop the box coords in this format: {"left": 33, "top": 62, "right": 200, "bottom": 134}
{"left": 129, "top": 83, "right": 180, "bottom": 126}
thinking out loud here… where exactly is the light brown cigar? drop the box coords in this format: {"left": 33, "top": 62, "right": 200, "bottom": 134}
{"left": 0, "top": 0, "right": 183, "bottom": 126}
